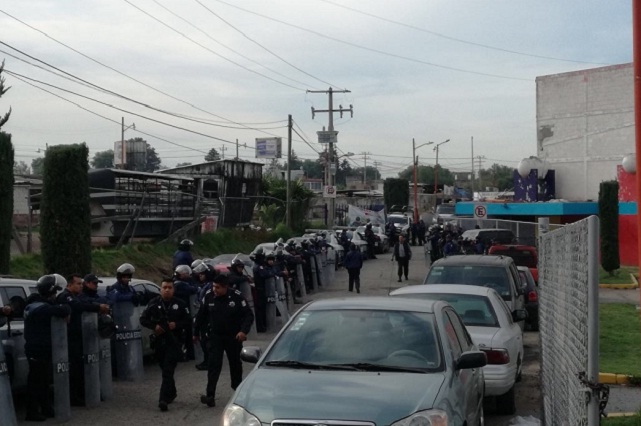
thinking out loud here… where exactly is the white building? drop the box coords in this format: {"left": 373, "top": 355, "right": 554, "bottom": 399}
{"left": 536, "top": 63, "right": 634, "bottom": 201}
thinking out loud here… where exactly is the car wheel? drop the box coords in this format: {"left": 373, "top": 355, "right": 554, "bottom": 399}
{"left": 495, "top": 386, "right": 516, "bottom": 415}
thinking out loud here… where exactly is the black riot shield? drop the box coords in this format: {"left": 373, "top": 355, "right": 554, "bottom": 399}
{"left": 112, "top": 301, "right": 143, "bottom": 382}
{"left": 295, "top": 263, "right": 308, "bottom": 303}
{"left": 51, "top": 316, "right": 71, "bottom": 422}
{"left": 0, "top": 338, "right": 17, "bottom": 426}
{"left": 274, "top": 277, "right": 290, "bottom": 324}
{"left": 99, "top": 338, "right": 113, "bottom": 400}
{"left": 81, "top": 312, "right": 100, "bottom": 407}
{"left": 309, "top": 255, "right": 319, "bottom": 292}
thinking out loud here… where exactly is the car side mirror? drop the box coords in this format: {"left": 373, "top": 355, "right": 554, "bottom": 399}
{"left": 240, "top": 346, "right": 262, "bottom": 364}
{"left": 512, "top": 309, "right": 528, "bottom": 322}
{"left": 456, "top": 351, "right": 487, "bottom": 370}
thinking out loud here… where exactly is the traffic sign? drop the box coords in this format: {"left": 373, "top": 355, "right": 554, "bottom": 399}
{"left": 317, "top": 131, "right": 338, "bottom": 144}
{"left": 473, "top": 204, "right": 487, "bottom": 219}
{"left": 323, "top": 185, "right": 337, "bottom": 198}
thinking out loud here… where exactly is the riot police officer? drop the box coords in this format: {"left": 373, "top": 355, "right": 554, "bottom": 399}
{"left": 107, "top": 263, "right": 140, "bottom": 306}
{"left": 173, "top": 239, "right": 194, "bottom": 269}
{"left": 56, "top": 274, "right": 110, "bottom": 406}
{"left": 193, "top": 274, "right": 254, "bottom": 408}
{"left": 140, "top": 278, "right": 191, "bottom": 412}
{"left": 173, "top": 265, "right": 198, "bottom": 361}
{"left": 79, "top": 274, "right": 111, "bottom": 305}
{"left": 192, "top": 261, "right": 214, "bottom": 370}
{"left": 24, "top": 274, "right": 71, "bottom": 421}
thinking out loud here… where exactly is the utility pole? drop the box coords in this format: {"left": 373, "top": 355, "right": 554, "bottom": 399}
{"left": 474, "top": 155, "right": 486, "bottom": 190}
{"left": 308, "top": 87, "right": 353, "bottom": 227}
{"left": 361, "top": 152, "right": 371, "bottom": 185}
{"left": 413, "top": 139, "right": 435, "bottom": 222}
{"left": 471, "top": 136, "right": 475, "bottom": 194}
{"left": 220, "top": 145, "right": 227, "bottom": 160}
{"left": 433, "top": 139, "right": 450, "bottom": 195}
{"left": 286, "top": 114, "right": 292, "bottom": 228}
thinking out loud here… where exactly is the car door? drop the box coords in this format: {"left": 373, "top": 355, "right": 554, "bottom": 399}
{"left": 0, "top": 285, "right": 29, "bottom": 389}
{"left": 445, "top": 309, "right": 484, "bottom": 424}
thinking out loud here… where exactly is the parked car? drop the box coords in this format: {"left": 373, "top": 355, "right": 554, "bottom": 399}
{"left": 97, "top": 278, "right": 162, "bottom": 356}
{"left": 517, "top": 266, "right": 539, "bottom": 331}
{"left": 229, "top": 297, "right": 486, "bottom": 425}
{"left": 356, "top": 225, "right": 390, "bottom": 253}
{"left": 0, "top": 278, "right": 37, "bottom": 391}
{"left": 387, "top": 213, "right": 413, "bottom": 236}
{"left": 348, "top": 230, "right": 370, "bottom": 258}
{"left": 433, "top": 203, "right": 456, "bottom": 225}
{"left": 390, "top": 284, "right": 526, "bottom": 414}
{"left": 208, "top": 253, "right": 254, "bottom": 275}
{"left": 461, "top": 229, "right": 516, "bottom": 247}
{"left": 489, "top": 244, "right": 538, "bottom": 282}
{"left": 424, "top": 255, "right": 526, "bottom": 327}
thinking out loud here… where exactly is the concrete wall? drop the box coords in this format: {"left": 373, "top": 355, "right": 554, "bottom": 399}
{"left": 536, "top": 63, "right": 634, "bottom": 201}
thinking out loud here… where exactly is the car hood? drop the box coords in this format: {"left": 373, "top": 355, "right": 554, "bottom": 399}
{"left": 232, "top": 367, "right": 445, "bottom": 424}
{"left": 466, "top": 326, "right": 500, "bottom": 349}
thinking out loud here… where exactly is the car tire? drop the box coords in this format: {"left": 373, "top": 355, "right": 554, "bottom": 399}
{"left": 516, "top": 356, "right": 522, "bottom": 382}
{"left": 495, "top": 386, "right": 516, "bottom": 415}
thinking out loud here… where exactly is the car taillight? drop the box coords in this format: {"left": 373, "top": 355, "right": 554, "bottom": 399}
{"left": 528, "top": 290, "right": 538, "bottom": 303}
{"left": 481, "top": 348, "right": 510, "bottom": 365}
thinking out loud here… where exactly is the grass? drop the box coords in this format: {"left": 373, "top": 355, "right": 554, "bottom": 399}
{"left": 8, "top": 228, "right": 272, "bottom": 281}
{"left": 602, "top": 413, "right": 641, "bottom": 425}
{"left": 600, "top": 303, "right": 641, "bottom": 377}
{"left": 600, "top": 266, "right": 639, "bottom": 285}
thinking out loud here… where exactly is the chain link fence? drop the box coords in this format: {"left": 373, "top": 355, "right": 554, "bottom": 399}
{"left": 539, "top": 216, "right": 600, "bottom": 425}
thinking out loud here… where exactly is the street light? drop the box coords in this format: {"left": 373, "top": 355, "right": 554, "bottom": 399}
{"left": 433, "top": 139, "right": 450, "bottom": 195}
{"left": 412, "top": 139, "right": 434, "bottom": 222}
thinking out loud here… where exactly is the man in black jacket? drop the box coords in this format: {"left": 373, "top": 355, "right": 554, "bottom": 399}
{"left": 56, "top": 273, "right": 110, "bottom": 406}
{"left": 140, "top": 278, "right": 191, "bottom": 412}
{"left": 193, "top": 274, "right": 254, "bottom": 408}
{"left": 24, "top": 274, "right": 71, "bottom": 422}
{"left": 392, "top": 234, "right": 412, "bottom": 282}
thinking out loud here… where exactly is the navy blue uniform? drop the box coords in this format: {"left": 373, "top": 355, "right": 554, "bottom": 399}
{"left": 344, "top": 248, "right": 363, "bottom": 292}
{"left": 173, "top": 250, "right": 194, "bottom": 269}
{"left": 106, "top": 281, "right": 140, "bottom": 306}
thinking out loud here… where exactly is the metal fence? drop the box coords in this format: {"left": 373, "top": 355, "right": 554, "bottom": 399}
{"left": 538, "top": 216, "right": 600, "bottom": 425}
{"left": 456, "top": 218, "right": 564, "bottom": 246}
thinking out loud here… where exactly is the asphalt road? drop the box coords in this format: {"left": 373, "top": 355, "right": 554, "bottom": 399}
{"left": 12, "top": 250, "right": 545, "bottom": 425}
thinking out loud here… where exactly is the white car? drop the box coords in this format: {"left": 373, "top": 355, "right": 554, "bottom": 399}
{"left": 390, "top": 284, "right": 525, "bottom": 415}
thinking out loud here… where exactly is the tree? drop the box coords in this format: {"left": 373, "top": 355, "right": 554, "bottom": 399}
{"left": 398, "top": 164, "right": 454, "bottom": 191}
{"left": 0, "top": 60, "right": 11, "bottom": 130}
{"left": 478, "top": 164, "right": 514, "bottom": 191}
{"left": 91, "top": 149, "right": 114, "bottom": 168}
{"left": 31, "top": 157, "right": 44, "bottom": 175}
{"left": 0, "top": 132, "right": 13, "bottom": 274}
{"left": 205, "top": 148, "right": 220, "bottom": 162}
{"left": 41, "top": 144, "right": 92, "bottom": 276}
{"left": 145, "top": 143, "right": 161, "bottom": 172}
{"left": 260, "top": 176, "right": 315, "bottom": 232}
{"left": 599, "top": 180, "right": 620, "bottom": 276}
{"left": 13, "top": 160, "right": 29, "bottom": 175}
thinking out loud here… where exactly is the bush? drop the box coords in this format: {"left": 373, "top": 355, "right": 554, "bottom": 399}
{"left": 0, "top": 132, "right": 13, "bottom": 274}
{"left": 599, "top": 180, "right": 620, "bottom": 275}
{"left": 271, "top": 223, "right": 293, "bottom": 242}
{"left": 41, "top": 144, "right": 92, "bottom": 276}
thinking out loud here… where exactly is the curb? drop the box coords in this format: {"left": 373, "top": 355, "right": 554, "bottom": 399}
{"left": 598, "top": 273, "right": 640, "bottom": 289}
{"left": 607, "top": 412, "right": 639, "bottom": 417}
{"left": 599, "top": 372, "right": 632, "bottom": 385}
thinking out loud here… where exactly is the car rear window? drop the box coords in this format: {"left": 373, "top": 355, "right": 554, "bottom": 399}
{"left": 397, "top": 293, "right": 499, "bottom": 327}
{"left": 491, "top": 249, "right": 537, "bottom": 268}
{"left": 426, "top": 266, "right": 512, "bottom": 299}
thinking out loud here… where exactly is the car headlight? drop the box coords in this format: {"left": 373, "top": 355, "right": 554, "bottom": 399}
{"left": 390, "top": 410, "right": 448, "bottom": 426}
{"left": 223, "top": 404, "right": 262, "bottom": 426}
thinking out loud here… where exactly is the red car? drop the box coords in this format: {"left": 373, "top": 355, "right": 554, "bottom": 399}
{"left": 488, "top": 244, "right": 538, "bottom": 282}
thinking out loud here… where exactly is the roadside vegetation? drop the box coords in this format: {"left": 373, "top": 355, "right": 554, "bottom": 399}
{"left": 599, "top": 266, "right": 639, "bottom": 285}
{"left": 600, "top": 303, "right": 641, "bottom": 377}
{"left": 9, "top": 228, "right": 272, "bottom": 281}
{"left": 602, "top": 412, "right": 641, "bottom": 425}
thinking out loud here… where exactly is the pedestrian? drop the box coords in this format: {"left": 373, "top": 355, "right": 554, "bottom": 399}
{"left": 417, "top": 220, "right": 426, "bottom": 246}
{"left": 56, "top": 273, "right": 110, "bottom": 406}
{"left": 344, "top": 243, "right": 363, "bottom": 293}
{"left": 139, "top": 278, "right": 191, "bottom": 412}
{"left": 193, "top": 261, "right": 215, "bottom": 371}
{"left": 193, "top": 274, "right": 254, "bottom": 408}
{"left": 443, "top": 235, "right": 458, "bottom": 257}
{"left": 173, "top": 239, "right": 194, "bottom": 269}
{"left": 392, "top": 234, "right": 412, "bottom": 282}
{"left": 411, "top": 221, "right": 418, "bottom": 246}
{"left": 107, "top": 263, "right": 140, "bottom": 306}
{"left": 364, "top": 223, "right": 378, "bottom": 259}
{"left": 173, "top": 264, "right": 198, "bottom": 361}
{"left": 23, "top": 274, "right": 71, "bottom": 422}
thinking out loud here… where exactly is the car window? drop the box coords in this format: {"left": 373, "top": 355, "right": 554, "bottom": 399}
{"left": 497, "top": 298, "right": 514, "bottom": 324}
{"left": 264, "top": 309, "right": 442, "bottom": 371}
{"left": 427, "top": 266, "right": 512, "bottom": 300}
{"left": 491, "top": 248, "right": 537, "bottom": 268}
{"left": 441, "top": 311, "right": 462, "bottom": 360}
{"left": 445, "top": 309, "right": 474, "bottom": 352}
{"left": 402, "top": 293, "right": 499, "bottom": 327}
{"left": 436, "top": 205, "right": 455, "bottom": 215}
{"left": 143, "top": 283, "right": 160, "bottom": 294}
{"left": 0, "top": 287, "right": 28, "bottom": 319}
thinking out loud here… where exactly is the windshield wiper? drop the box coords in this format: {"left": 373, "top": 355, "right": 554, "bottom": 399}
{"left": 264, "top": 360, "right": 359, "bottom": 370}
{"left": 333, "top": 363, "right": 428, "bottom": 373}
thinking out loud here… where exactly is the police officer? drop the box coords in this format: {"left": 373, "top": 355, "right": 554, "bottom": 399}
{"left": 173, "top": 265, "right": 198, "bottom": 361}
{"left": 24, "top": 274, "right": 71, "bottom": 422}
{"left": 193, "top": 274, "right": 254, "bottom": 408}
{"left": 364, "top": 223, "right": 378, "bottom": 259}
{"left": 140, "top": 278, "right": 191, "bottom": 412}
{"left": 252, "top": 251, "right": 282, "bottom": 332}
{"left": 80, "top": 274, "right": 111, "bottom": 305}
{"left": 192, "top": 261, "right": 215, "bottom": 370}
{"left": 107, "top": 263, "right": 140, "bottom": 306}
{"left": 173, "top": 239, "right": 194, "bottom": 269}
{"left": 56, "top": 274, "right": 110, "bottom": 406}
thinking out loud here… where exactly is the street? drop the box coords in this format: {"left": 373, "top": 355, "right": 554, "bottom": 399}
{"left": 14, "top": 252, "right": 541, "bottom": 425}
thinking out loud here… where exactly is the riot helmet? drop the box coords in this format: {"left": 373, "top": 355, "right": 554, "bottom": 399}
{"left": 36, "top": 274, "right": 66, "bottom": 296}
{"left": 191, "top": 259, "right": 204, "bottom": 269}
{"left": 175, "top": 264, "right": 192, "bottom": 277}
{"left": 116, "top": 263, "right": 135, "bottom": 277}
{"left": 179, "top": 239, "right": 194, "bottom": 251}
{"left": 192, "top": 262, "right": 208, "bottom": 274}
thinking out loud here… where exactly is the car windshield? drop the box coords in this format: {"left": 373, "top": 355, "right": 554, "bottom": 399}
{"left": 388, "top": 216, "right": 408, "bottom": 225}
{"left": 263, "top": 309, "right": 442, "bottom": 371}
{"left": 436, "top": 205, "right": 455, "bottom": 215}
{"left": 426, "top": 266, "right": 512, "bottom": 300}
{"left": 491, "top": 249, "right": 537, "bottom": 268}
{"left": 396, "top": 293, "right": 499, "bottom": 327}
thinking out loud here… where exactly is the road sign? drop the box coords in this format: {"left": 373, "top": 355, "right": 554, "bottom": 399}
{"left": 323, "top": 185, "right": 336, "bottom": 198}
{"left": 473, "top": 204, "right": 487, "bottom": 219}
{"left": 317, "top": 131, "right": 338, "bottom": 144}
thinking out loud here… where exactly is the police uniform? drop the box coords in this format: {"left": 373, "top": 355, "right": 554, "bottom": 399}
{"left": 139, "top": 295, "right": 191, "bottom": 408}
{"left": 55, "top": 289, "right": 103, "bottom": 406}
{"left": 193, "top": 286, "right": 254, "bottom": 405}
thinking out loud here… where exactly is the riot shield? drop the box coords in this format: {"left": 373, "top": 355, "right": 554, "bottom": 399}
{"left": 81, "top": 312, "right": 100, "bottom": 407}
{"left": 99, "top": 338, "right": 113, "bottom": 400}
{"left": 51, "top": 316, "right": 71, "bottom": 422}
{"left": 314, "top": 254, "right": 324, "bottom": 288}
{"left": 112, "top": 301, "right": 144, "bottom": 382}
{"left": 295, "top": 263, "right": 307, "bottom": 303}
{"left": 265, "top": 277, "right": 277, "bottom": 332}
{"left": 274, "top": 277, "right": 291, "bottom": 324}
{"left": 0, "top": 338, "right": 17, "bottom": 426}
{"left": 325, "top": 251, "right": 336, "bottom": 287}
{"left": 309, "top": 256, "right": 319, "bottom": 292}
{"left": 237, "top": 281, "right": 255, "bottom": 335}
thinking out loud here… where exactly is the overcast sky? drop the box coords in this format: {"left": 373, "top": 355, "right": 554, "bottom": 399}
{"left": 0, "top": 0, "right": 633, "bottom": 177}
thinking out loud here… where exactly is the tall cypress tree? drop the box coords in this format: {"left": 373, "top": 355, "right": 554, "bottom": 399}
{"left": 41, "top": 144, "right": 92, "bottom": 276}
{"left": 0, "top": 133, "right": 13, "bottom": 274}
{"left": 598, "top": 180, "right": 620, "bottom": 275}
